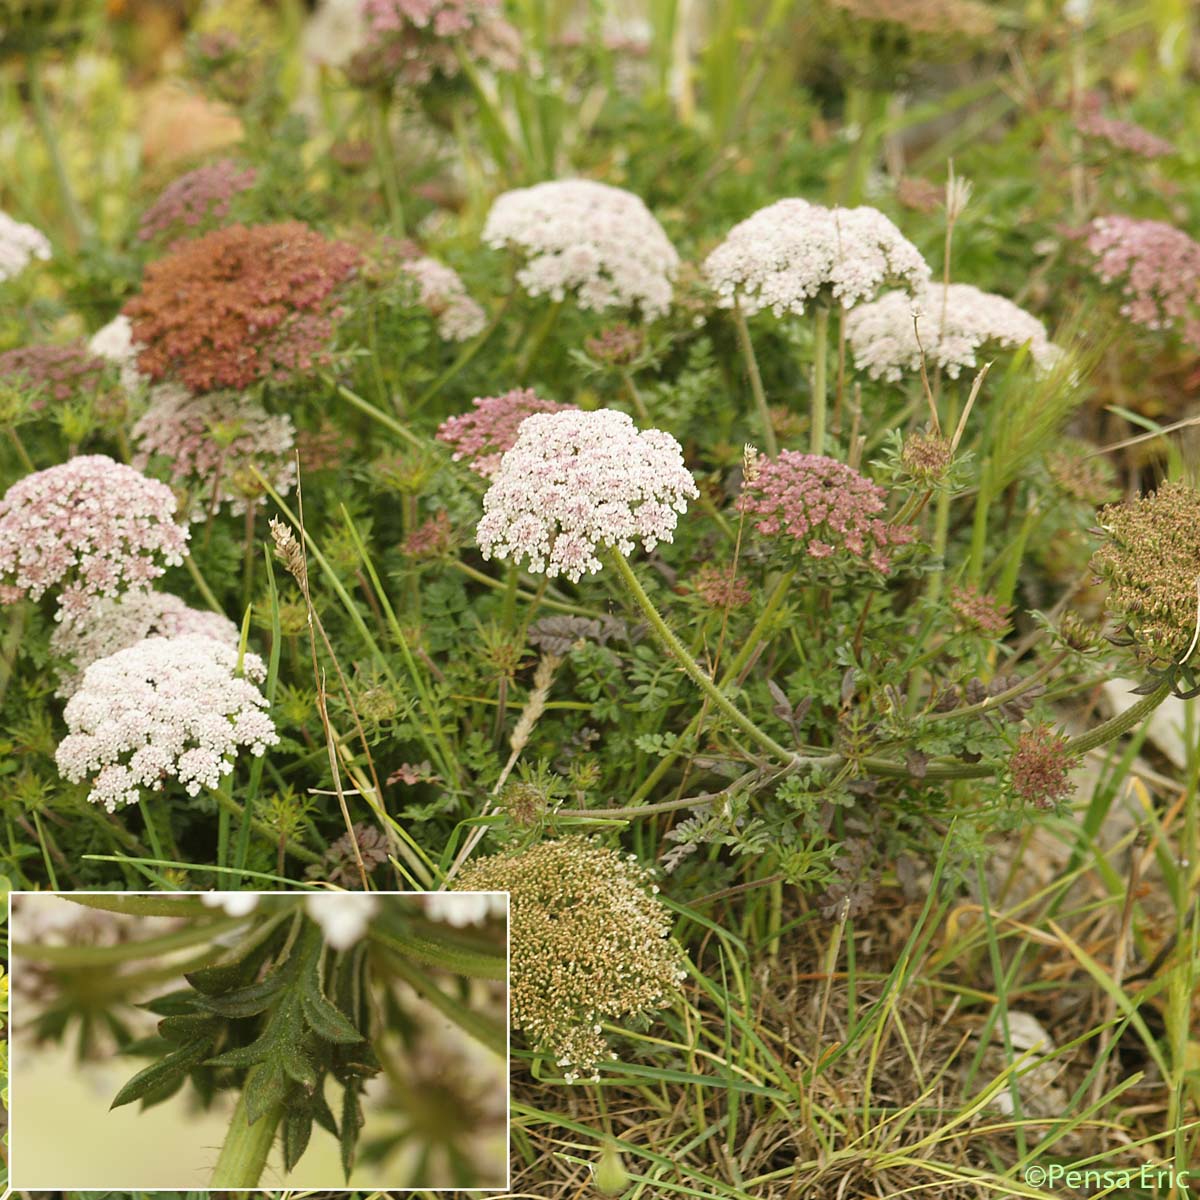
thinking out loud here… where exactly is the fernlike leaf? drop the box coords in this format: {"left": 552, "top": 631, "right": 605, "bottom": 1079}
{"left": 111, "top": 1035, "right": 214, "bottom": 1110}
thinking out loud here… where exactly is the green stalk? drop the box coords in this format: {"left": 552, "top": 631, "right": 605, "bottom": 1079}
{"left": 732, "top": 301, "right": 776, "bottom": 457}
{"left": 27, "top": 53, "right": 88, "bottom": 244}
{"left": 327, "top": 377, "right": 424, "bottom": 449}
{"left": 609, "top": 549, "right": 796, "bottom": 765}
{"left": 1063, "top": 680, "right": 1171, "bottom": 757}
{"left": 210, "top": 1069, "right": 282, "bottom": 1188}
{"left": 517, "top": 298, "right": 564, "bottom": 382}
{"left": 415, "top": 292, "right": 512, "bottom": 407}
{"left": 6, "top": 424, "right": 35, "bottom": 472}
{"left": 371, "top": 91, "right": 405, "bottom": 236}
{"left": 811, "top": 305, "right": 829, "bottom": 454}
{"left": 621, "top": 367, "right": 650, "bottom": 424}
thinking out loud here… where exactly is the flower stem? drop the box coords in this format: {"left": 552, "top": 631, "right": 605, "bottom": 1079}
{"left": 811, "top": 305, "right": 829, "bottom": 454}
{"left": 609, "top": 549, "right": 796, "bottom": 764}
{"left": 732, "top": 301, "right": 777, "bottom": 457}
{"left": 517, "top": 298, "right": 563, "bottom": 382}
{"left": 6, "top": 424, "right": 35, "bottom": 472}
{"left": 27, "top": 53, "right": 88, "bottom": 245}
{"left": 1064, "top": 680, "right": 1171, "bottom": 756}
{"left": 621, "top": 367, "right": 650, "bottom": 425}
{"left": 211, "top": 1070, "right": 282, "bottom": 1188}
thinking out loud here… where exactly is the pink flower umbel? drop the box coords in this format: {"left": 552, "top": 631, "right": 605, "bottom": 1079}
{"left": 437, "top": 388, "right": 577, "bottom": 477}
{"left": 476, "top": 408, "right": 698, "bottom": 582}
{"left": 50, "top": 589, "right": 239, "bottom": 697}
{"left": 55, "top": 634, "right": 278, "bottom": 811}
{"left": 0, "top": 342, "right": 112, "bottom": 408}
{"left": 1084, "top": 215, "right": 1200, "bottom": 348}
{"left": 131, "top": 385, "right": 297, "bottom": 518}
{"left": 846, "top": 283, "right": 1062, "bottom": 381}
{"left": 483, "top": 180, "right": 680, "bottom": 319}
{"left": 1009, "top": 725, "right": 1077, "bottom": 809}
{"left": 739, "top": 452, "right": 913, "bottom": 573}
{"left": 0, "top": 455, "right": 190, "bottom": 625}
{"left": 137, "top": 158, "right": 258, "bottom": 242}
{"left": 704, "top": 198, "right": 929, "bottom": 317}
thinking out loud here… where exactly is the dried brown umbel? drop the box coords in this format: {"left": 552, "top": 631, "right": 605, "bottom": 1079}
{"left": 896, "top": 176, "right": 942, "bottom": 214}
{"left": 1091, "top": 480, "right": 1200, "bottom": 669}
{"left": 124, "top": 222, "right": 359, "bottom": 392}
{"left": 691, "top": 563, "right": 752, "bottom": 609}
{"left": 1009, "top": 725, "right": 1078, "bottom": 809}
{"left": 827, "top": 0, "right": 996, "bottom": 38}
{"left": 901, "top": 429, "right": 953, "bottom": 484}
{"left": 584, "top": 323, "right": 644, "bottom": 366}
{"left": 402, "top": 511, "right": 454, "bottom": 559}
{"left": 1045, "top": 440, "right": 1117, "bottom": 506}
{"left": 454, "top": 837, "right": 685, "bottom": 1079}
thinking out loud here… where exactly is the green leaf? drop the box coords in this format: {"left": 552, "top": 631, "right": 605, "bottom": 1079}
{"left": 340, "top": 1079, "right": 364, "bottom": 1181}
{"left": 196, "top": 970, "right": 286, "bottom": 1019}
{"left": 111, "top": 1035, "right": 214, "bottom": 1110}
{"left": 243, "top": 1062, "right": 287, "bottom": 1126}
{"left": 283, "top": 1106, "right": 313, "bottom": 1172}
{"left": 300, "top": 988, "right": 363, "bottom": 1045}
{"left": 158, "top": 1013, "right": 221, "bottom": 1044}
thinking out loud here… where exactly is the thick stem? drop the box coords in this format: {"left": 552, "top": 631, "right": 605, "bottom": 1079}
{"left": 621, "top": 367, "right": 650, "bottom": 424}
{"left": 732, "top": 302, "right": 777, "bottom": 457}
{"left": 6, "top": 424, "right": 35, "bottom": 472}
{"left": 609, "top": 549, "right": 796, "bottom": 764}
{"left": 1065, "top": 680, "right": 1171, "bottom": 757}
{"left": 210, "top": 1071, "right": 282, "bottom": 1188}
{"left": 811, "top": 305, "right": 829, "bottom": 454}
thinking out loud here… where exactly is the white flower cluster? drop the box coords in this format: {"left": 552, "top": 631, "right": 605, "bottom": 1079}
{"left": 845, "top": 283, "right": 1063, "bottom": 381}
{"left": 305, "top": 893, "right": 379, "bottom": 948}
{"left": 56, "top": 635, "right": 278, "bottom": 812}
{"left": 400, "top": 255, "right": 487, "bottom": 341}
{"left": 88, "top": 314, "right": 146, "bottom": 395}
{"left": 423, "top": 891, "right": 507, "bottom": 926}
{"left": 704, "top": 198, "right": 929, "bottom": 317}
{"left": 50, "top": 589, "right": 240, "bottom": 697}
{"left": 483, "top": 180, "right": 679, "bottom": 320}
{"left": 476, "top": 408, "right": 698, "bottom": 582}
{"left": 0, "top": 209, "right": 51, "bottom": 283}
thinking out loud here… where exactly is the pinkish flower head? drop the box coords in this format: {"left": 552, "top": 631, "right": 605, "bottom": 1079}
{"left": 138, "top": 158, "right": 258, "bottom": 242}
{"left": 476, "top": 408, "right": 699, "bottom": 582}
{"left": 437, "top": 388, "right": 577, "bottom": 477}
{"left": 356, "top": 0, "right": 520, "bottom": 86}
{"left": 0, "top": 342, "right": 112, "bottom": 409}
{"left": 1009, "top": 725, "right": 1077, "bottom": 809}
{"left": 704, "top": 199, "right": 930, "bottom": 317}
{"left": 846, "top": 283, "right": 1062, "bottom": 381}
{"left": 739, "top": 452, "right": 913, "bottom": 573}
{"left": 50, "top": 590, "right": 240, "bottom": 697}
{"left": 400, "top": 255, "right": 486, "bottom": 341}
{"left": 483, "top": 180, "right": 679, "bottom": 320}
{"left": 1084, "top": 215, "right": 1200, "bottom": 348}
{"left": 0, "top": 455, "right": 190, "bottom": 625}
{"left": 55, "top": 634, "right": 278, "bottom": 812}
{"left": 131, "top": 385, "right": 296, "bottom": 519}
{"left": 1076, "top": 97, "right": 1174, "bottom": 159}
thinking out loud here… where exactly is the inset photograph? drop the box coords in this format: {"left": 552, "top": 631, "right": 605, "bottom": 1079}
{"left": 9, "top": 890, "right": 508, "bottom": 1190}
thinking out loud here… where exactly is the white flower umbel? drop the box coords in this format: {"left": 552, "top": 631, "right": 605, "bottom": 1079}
{"left": 305, "top": 893, "right": 380, "bottom": 949}
{"left": 202, "top": 892, "right": 261, "bottom": 917}
{"left": 400, "top": 255, "right": 487, "bottom": 341}
{"left": 483, "top": 180, "right": 679, "bottom": 319}
{"left": 0, "top": 209, "right": 51, "bottom": 282}
{"left": 56, "top": 635, "right": 278, "bottom": 812}
{"left": 705, "top": 198, "right": 928, "bottom": 455}
{"left": 703, "top": 198, "right": 929, "bottom": 317}
{"left": 846, "top": 283, "right": 1063, "bottom": 381}
{"left": 476, "top": 408, "right": 698, "bottom": 582}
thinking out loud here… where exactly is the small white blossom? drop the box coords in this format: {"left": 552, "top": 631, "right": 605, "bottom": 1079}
{"left": 88, "top": 314, "right": 145, "bottom": 394}
{"left": 201, "top": 892, "right": 260, "bottom": 917}
{"left": 306, "top": 893, "right": 380, "bottom": 949}
{"left": 0, "top": 209, "right": 51, "bottom": 282}
{"left": 55, "top": 635, "right": 278, "bottom": 812}
{"left": 845, "top": 282, "right": 1063, "bottom": 381}
{"left": 483, "top": 180, "right": 679, "bottom": 319}
{"left": 423, "top": 891, "right": 506, "bottom": 926}
{"left": 476, "top": 408, "right": 699, "bottom": 582}
{"left": 703, "top": 197, "right": 930, "bottom": 317}
{"left": 400, "top": 255, "right": 487, "bottom": 341}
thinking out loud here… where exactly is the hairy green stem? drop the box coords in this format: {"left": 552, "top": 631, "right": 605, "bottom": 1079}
{"left": 211, "top": 1070, "right": 282, "bottom": 1188}
{"left": 610, "top": 549, "right": 797, "bottom": 764}
{"left": 732, "top": 301, "right": 777, "bottom": 457}
{"left": 811, "top": 305, "right": 829, "bottom": 454}
{"left": 1065, "top": 680, "right": 1172, "bottom": 757}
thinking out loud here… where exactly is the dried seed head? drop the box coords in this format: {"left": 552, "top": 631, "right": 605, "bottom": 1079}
{"left": 900, "top": 429, "right": 953, "bottom": 483}
{"left": 269, "top": 517, "right": 308, "bottom": 592}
